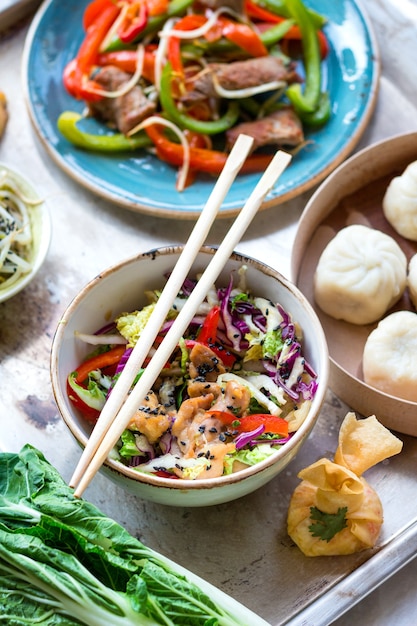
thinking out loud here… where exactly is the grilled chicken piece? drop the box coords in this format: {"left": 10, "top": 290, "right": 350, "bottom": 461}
{"left": 209, "top": 379, "right": 251, "bottom": 416}
{"left": 172, "top": 393, "right": 215, "bottom": 450}
{"left": 128, "top": 390, "right": 173, "bottom": 444}
{"left": 187, "top": 380, "right": 222, "bottom": 398}
{"left": 226, "top": 108, "right": 304, "bottom": 151}
{"left": 182, "top": 56, "right": 300, "bottom": 104}
{"left": 88, "top": 65, "right": 156, "bottom": 135}
{"left": 172, "top": 393, "right": 235, "bottom": 478}
{"left": 189, "top": 441, "right": 236, "bottom": 478}
{"left": 188, "top": 343, "right": 226, "bottom": 381}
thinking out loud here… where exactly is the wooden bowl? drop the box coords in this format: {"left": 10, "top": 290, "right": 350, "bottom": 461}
{"left": 291, "top": 132, "right": 417, "bottom": 436}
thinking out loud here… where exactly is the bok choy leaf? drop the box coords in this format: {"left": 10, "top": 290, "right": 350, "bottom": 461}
{"left": 0, "top": 445, "right": 270, "bottom": 626}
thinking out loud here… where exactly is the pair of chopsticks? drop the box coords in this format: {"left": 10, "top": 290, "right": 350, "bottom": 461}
{"left": 70, "top": 135, "right": 291, "bottom": 497}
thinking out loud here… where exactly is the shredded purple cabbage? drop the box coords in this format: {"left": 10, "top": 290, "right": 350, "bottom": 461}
{"left": 296, "top": 379, "right": 318, "bottom": 401}
{"left": 235, "top": 425, "right": 265, "bottom": 449}
{"left": 115, "top": 347, "right": 133, "bottom": 376}
{"left": 235, "top": 425, "right": 293, "bottom": 450}
{"left": 180, "top": 276, "right": 198, "bottom": 296}
{"left": 94, "top": 321, "right": 117, "bottom": 335}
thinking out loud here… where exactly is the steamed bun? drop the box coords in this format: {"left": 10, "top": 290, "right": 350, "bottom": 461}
{"left": 314, "top": 224, "right": 407, "bottom": 325}
{"left": 407, "top": 254, "right": 417, "bottom": 310}
{"left": 383, "top": 160, "right": 417, "bottom": 240}
{"left": 363, "top": 310, "right": 417, "bottom": 402}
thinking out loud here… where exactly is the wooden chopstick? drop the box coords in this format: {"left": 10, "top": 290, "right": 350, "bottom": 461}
{"left": 69, "top": 134, "right": 254, "bottom": 489}
{"left": 73, "top": 148, "right": 291, "bottom": 497}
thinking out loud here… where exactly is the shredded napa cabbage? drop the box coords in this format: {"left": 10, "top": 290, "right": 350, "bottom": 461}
{"left": 224, "top": 444, "right": 279, "bottom": 475}
{"left": 116, "top": 303, "right": 157, "bottom": 347}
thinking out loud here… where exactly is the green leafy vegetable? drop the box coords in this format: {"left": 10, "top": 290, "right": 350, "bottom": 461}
{"left": 308, "top": 506, "right": 348, "bottom": 542}
{"left": 0, "top": 445, "right": 270, "bottom": 626}
{"left": 262, "top": 329, "right": 284, "bottom": 359}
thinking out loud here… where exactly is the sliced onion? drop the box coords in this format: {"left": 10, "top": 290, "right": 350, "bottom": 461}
{"left": 211, "top": 74, "right": 286, "bottom": 100}
{"left": 154, "top": 17, "right": 177, "bottom": 90}
{"left": 74, "top": 331, "right": 128, "bottom": 345}
{"left": 128, "top": 116, "right": 190, "bottom": 191}
{"left": 158, "top": 7, "right": 238, "bottom": 41}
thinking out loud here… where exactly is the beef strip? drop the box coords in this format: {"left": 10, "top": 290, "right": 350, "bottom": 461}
{"left": 182, "top": 56, "right": 300, "bottom": 104}
{"left": 197, "top": 0, "right": 244, "bottom": 13}
{"left": 88, "top": 65, "right": 156, "bottom": 135}
{"left": 225, "top": 108, "right": 304, "bottom": 151}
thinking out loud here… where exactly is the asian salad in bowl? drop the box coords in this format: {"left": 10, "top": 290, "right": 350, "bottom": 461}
{"left": 57, "top": 0, "right": 330, "bottom": 191}
{"left": 51, "top": 247, "right": 328, "bottom": 505}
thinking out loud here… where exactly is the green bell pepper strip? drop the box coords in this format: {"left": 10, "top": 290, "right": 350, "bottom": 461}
{"left": 159, "top": 63, "right": 240, "bottom": 135}
{"left": 301, "top": 91, "right": 331, "bottom": 126}
{"left": 104, "top": 0, "right": 195, "bottom": 51}
{"left": 57, "top": 111, "right": 152, "bottom": 152}
{"left": 257, "top": 0, "right": 327, "bottom": 29}
{"left": 285, "top": 0, "right": 322, "bottom": 114}
{"left": 258, "top": 19, "right": 296, "bottom": 47}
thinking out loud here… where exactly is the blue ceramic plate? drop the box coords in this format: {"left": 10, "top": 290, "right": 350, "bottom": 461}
{"left": 22, "top": 0, "right": 379, "bottom": 219}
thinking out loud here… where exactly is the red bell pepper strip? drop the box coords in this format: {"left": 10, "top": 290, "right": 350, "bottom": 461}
{"left": 166, "top": 14, "right": 207, "bottom": 75}
{"left": 181, "top": 129, "right": 212, "bottom": 188}
{"left": 198, "top": 305, "right": 220, "bottom": 344}
{"left": 245, "top": 0, "right": 328, "bottom": 58}
{"left": 206, "top": 410, "right": 241, "bottom": 426}
{"left": 206, "top": 411, "right": 288, "bottom": 436}
{"left": 218, "top": 16, "right": 268, "bottom": 57}
{"left": 97, "top": 46, "right": 157, "bottom": 82}
{"left": 63, "top": 1, "right": 120, "bottom": 101}
{"left": 245, "top": 0, "right": 284, "bottom": 24}
{"left": 117, "top": 1, "right": 149, "bottom": 44}
{"left": 237, "top": 414, "right": 289, "bottom": 436}
{"left": 83, "top": 0, "right": 116, "bottom": 30}
{"left": 73, "top": 345, "right": 127, "bottom": 384}
{"left": 144, "top": 121, "right": 275, "bottom": 175}
{"left": 146, "top": 0, "right": 169, "bottom": 16}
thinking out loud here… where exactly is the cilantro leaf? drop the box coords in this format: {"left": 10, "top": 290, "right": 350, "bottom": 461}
{"left": 308, "top": 506, "right": 348, "bottom": 542}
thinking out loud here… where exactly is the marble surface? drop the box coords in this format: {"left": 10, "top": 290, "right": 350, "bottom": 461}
{"left": 1, "top": 1, "right": 417, "bottom": 624}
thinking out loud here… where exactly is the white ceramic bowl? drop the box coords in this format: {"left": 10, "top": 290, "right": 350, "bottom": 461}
{"left": 0, "top": 163, "right": 51, "bottom": 303}
{"left": 51, "top": 246, "right": 329, "bottom": 506}
{"left": 291, "top": 131, "right": 417, "bottom": 437}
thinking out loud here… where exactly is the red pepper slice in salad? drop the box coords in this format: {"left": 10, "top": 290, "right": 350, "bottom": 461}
{"left": 197, "top": 305, "right": 221, "bottom": 344}
{"left": 237, "top": 413, "right": 289, "bottom": 436}
{"left": 72, "top": 345, "right": 127, "bottom": 384}
{"left": 67, "top": 345, "right": 127, "bottom": 422}
{"left": 208, "top": 410, "right": 289, "bottom": 437}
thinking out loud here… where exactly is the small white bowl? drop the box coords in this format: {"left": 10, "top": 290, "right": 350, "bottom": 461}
{"left": 51, "top": 247, "right": 329, "bottom": 506}
{"left": 0, "top": 163, "right": 51, "bottom": 303}
{"left": 291, "top": 131, "right": 417, "bottom": 436}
